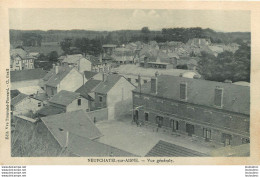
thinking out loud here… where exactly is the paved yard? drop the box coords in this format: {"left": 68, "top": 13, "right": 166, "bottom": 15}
{"left": 95, "top": 117, "right": 221, "bottom": 157}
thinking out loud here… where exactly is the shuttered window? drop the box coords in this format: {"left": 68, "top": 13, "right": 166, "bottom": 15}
{"left": 214, "top": 88, "right": 223, "bottom": 107}
{"left": 180, "top": 83, "right": 187, "bottom": 100}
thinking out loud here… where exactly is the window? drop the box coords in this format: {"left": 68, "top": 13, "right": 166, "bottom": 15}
{"left": 214, "top": 88, "right": 223, "bottom": 107}
{"left": 135, "top": 79, "right": 139, "bottom": 83}
{"left": 77, "top": 99, "right": 81, "bottom": 106}
{"left": 145, "top": 112, "right": 149, "bottom": 121}
{"left": 99, "top": 96, "right": 103, "bottom": 102}
{"left": 38, "top": 102, "right": 42, "bottom": 107}
{"left": 171, "top": 120, "right": 179, "bottom": 131}
{"left": 127, "top": 78, "right": 131, "bottom": 82}
{"left": 180, "top": 83, "right": 187, "bottom": 100}
{"left": 143, "top": 80, "right": 147, "bottom": 83}
{"left": 203, "top": 128, "right": 211, "bottom": 140}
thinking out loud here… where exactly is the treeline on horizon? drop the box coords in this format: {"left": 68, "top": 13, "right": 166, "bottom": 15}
{"left": 10, "top": 27, "right": 250, "bottom": 47}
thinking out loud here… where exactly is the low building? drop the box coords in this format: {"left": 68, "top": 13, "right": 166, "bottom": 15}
{"left": 42, "top": 65, "right": 86, "bottom": 97}
{"left": 111, "top": 64, "right": 201, "bottom": 87}
{"left": 111, "top": 48, "right": 136, "bottom": 65}
{"left": 38, "top": 90, "right": 89, "bottom": 117}
{"left": 132, "top": 74, "right": 250, "bottom": 147}
{"left": 11, "top": 68, "right": 47, "bottom": 90}
{"left": 61, "top": 54, "right": 92, "bottom": 73}
{"left": 93, "top": 74, "right": 136, "bottom": 120}
{"left": 11, "top": 93, "right": 44, "bottom": 115}
{"left": 41, "top": 110, "right": 135, "bottom": 156}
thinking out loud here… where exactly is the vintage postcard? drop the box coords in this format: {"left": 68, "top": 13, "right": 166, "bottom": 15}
{"left": 0, "top": 0, "right": 260, "bottom": 165}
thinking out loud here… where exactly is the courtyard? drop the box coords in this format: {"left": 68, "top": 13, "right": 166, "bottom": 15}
{"left": 95, "top": 116, "right": 221, "bottom": 157}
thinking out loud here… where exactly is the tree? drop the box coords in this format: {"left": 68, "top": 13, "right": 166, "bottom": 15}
{"left": 197, "top": 45, "right": 250, "bottom": 82}
{"left": 141, "top": 27, "right": 150, "bottom": 34}
{"left": 60, "top": 38, "right": 72, "bottom": 54}
{"left": 48, "top": 51, "right": 58, "bottom": 62}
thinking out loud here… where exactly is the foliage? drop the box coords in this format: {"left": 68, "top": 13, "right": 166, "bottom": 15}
{"left": 60, "top": 38, "right": 72, "bottom": 54}
{"left": 141, "top": 27, "right": 150, "bottom": 34}
{"left": 197, "top": 44, "right": 250, "bottom": 82}
{"left": 48, "top": 51, "right": 58, "bottom": 62}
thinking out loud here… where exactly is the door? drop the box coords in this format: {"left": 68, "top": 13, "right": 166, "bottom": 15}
{"left": 171, "top": 120, "right": 179, "bottom": 132}
{"left": 186, "top": 123, "right": 195, "bottom": 136}
{"left": 145, "top": 112, "right": 149, "bottom": 121}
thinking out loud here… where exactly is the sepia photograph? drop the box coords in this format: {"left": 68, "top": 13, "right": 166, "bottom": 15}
{"left": 8, "top": 8, "right": 251, "bottom": 158}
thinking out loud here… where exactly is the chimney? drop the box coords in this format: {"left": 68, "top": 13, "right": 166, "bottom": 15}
{"left": 52, "top": 63, "right": 55, "bottom": 69}
{"left": 151, "top": 72, "right": 159, "bottom": 94}
{"left": 55, "top": 65, "right": 59, "bottom": 74}
{"left": 138, "top": 74, "right": 141, "bottom": 90}
{"left": 102, "top": 73, "right": 107, "bottom": 82}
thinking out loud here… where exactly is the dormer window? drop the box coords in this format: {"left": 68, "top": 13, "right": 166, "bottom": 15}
{"left": 214, "top": 88, "right": 223, "bottom": 107}
{"left": 180, "top": 83, "right": 187, "bottom": 100}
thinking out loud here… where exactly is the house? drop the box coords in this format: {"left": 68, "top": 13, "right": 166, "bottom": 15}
{"left": 41, "top": 110, "right": 135, "bottom": 156}
{"left": 11, "top": 68, "right": 47, "bottom": 90}
{"left": 11, "top": 93, "right": 44, "bottom": 115}
{"left": 102, "top": 44, "right": 117, "bottom": 63}
{"left": 10, "top": 48, "right": 35, "bottom": 71}
{"left": 61, "top": 54, "right": 92, "bottom": 73}
{"left": 42, "top": 65, "right": 86, "bottom": 97}
{"left": 37, "top": 90, "right": 89, "bottom": 117}
{"left": 111, "top": 64, "right": 201, "bottom": 87}
{"left": 132, "top": 74, "right": 250, "bottom": 147}
{"left": 93, "top": 74, "right": 136, "bottom": 120}
{"left": 86, "top": 55, "right": 110, "bottom": 73}
{"left": 75, "top": 79, "right": 102, "bottom": 111}
{"left": 111, "top": 48, "right": 136, "bottom": 65}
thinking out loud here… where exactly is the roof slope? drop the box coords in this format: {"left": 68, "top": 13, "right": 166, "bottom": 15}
{"left": 67, "top": 133, "right": 137, "bottom": 157}
{"left": 134, "top": 75, "right": 250, "bottom": 115}
{"left": 49, "top": 90, "right": 80, "bottom": 106}
{"left": 10, "top": 48, "right": 27, "bottom": 59}
{"left": 75, "top": 79, "right": 101, "bottom": 100}
{"left": 45, "top": 67, "right": 73, "bottom": 87}
{"left": 11, "top": 93, "right": 28, "bottom": 106}
{"left": 11, "top": 69, "right": 47, "bottom": 82}
{"left": 37, "top": 105, "right": 65, "bottom": 116}
{"left": 62, "top": 54, "right": 83, "bottom": 64}
{"left": 41, "top": 110, "right": 103, "bottom": 147}
{"left": 145, "top": 140, "right": 207, "bottom": 157}
{"left": 94, "top": 74, "right": 122, "bottom": 94}
{"left": 84, "top": 71, "right": 98, "bottom": 80}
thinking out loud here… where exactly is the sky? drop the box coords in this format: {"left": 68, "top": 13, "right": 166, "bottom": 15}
{"left": 9, "top": 9, "right": 250, "bottom": 32}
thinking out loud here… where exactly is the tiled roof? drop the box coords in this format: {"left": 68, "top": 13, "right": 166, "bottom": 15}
{"left": 93, "top": 74, "right": 121, "bottom": 94}
{"left": 37, "top": 105, "right": 65, "bottom": 116}
{"left": 62, "top": 54, "right": 83, "bottom": 64}
{"left": 11, "top": 90, "right": 21, "bottom": 99}
{"left": 41, "top": 110, "right": 103, "bottom": 147}
{"left": 11, "top": 69, "right": 48, "bottom": 82}
{"left": 49, "top": 90, "right": 80, "bottom": 106}
{"left": 145, "top": 140, "right": 207, "bottom": 157}
{"left": 11, "top": 93, "right": 28, "bottom": 106}
{"left": 75, "top": 79, "right": 101, "bottom": 100}
{"left": 67, "top": 133, "right": 137, "bottom": 157}
{"left": 10, "top": 48, "right": 27, "bottom": 59}
{"left": 134, "top": 75, "right": 250, "bottom": 115}
{"left": 45, "top": 66, "right": 73, "bottom": 87}
{"left": 112, "top": 64, "right": 200, "bottom": 78}
{"left": 84, "top": 71, "right": 98, "bottom": 80}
